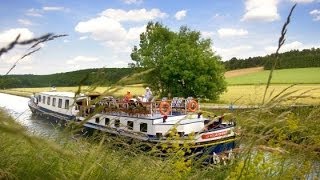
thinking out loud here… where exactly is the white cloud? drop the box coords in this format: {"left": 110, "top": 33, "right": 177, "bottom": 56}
{"left": 122, "top": 0, "right": 143, "bottom": 4}
{"left": 310, "top": 9, "right": 320, "bottom": 21}
{"left": 100, "top": 8, "right": 167, "bottom": 22}
{"left": 0, "top": 53, "right": 33, "bottom": 64}
{"left": 63, "top": 40, "right": 70, "bottom": 43}
{"left": 175, "top": 10, "right": 187, "bottom": 20}
{"left": 291, "top": 0, "right": 314, "bottom": 3}
{"left": 264, "top": 41, "right": 320, "bottom": 54}
{"left": 213, "top": 45, "right": 254, "bottom": 60}
{"left": 26, "top": 8, "right": 42, "bottom": 17}
{"left": 217, "top": 28, "right": 248, "bottom": 38}
{"left": 66, "top": 56, "right": 99, "bottom": 65}
{"left": 43, "top": 6, "right": 65, "bottom": 11}
{"left": 79, "top": 36, "right": 88, "bottom": 40}
{"left": 18, "top": 19, "right": 33, "bottom": 26}
{"left": 0, "top": 28, "right": 34, "bottom": 44}
{"left": 126, "top": 25, "right": 146, "bottom": 40}
{"left": 201, "top": 31, "right": 215, "bottom": 39}
{"left": 75, "top": 16, "right": 127, "bottom": 41}
{"left": 242, "top": 0, "right": 280, "bottom": 22}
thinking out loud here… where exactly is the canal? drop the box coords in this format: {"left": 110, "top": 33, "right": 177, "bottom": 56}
{"left": 0, "top": 92, "right": 60, "bottom": 137}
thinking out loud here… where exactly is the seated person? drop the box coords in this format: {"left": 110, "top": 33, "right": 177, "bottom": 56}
{"left": 123, "top": 91, "right": 132, "bottom": 102}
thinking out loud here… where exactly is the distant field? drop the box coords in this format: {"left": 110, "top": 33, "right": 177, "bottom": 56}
{"left": 224, "top": 67, "right": 264, "bottom": 78}
{"left": 2, "top": 84, "right": 319, "bottom": 105}
{"left": 226, "top": 67, "right": 320, "bottom": 85}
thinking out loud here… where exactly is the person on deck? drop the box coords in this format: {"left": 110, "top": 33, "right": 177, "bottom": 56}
{"left": 123, "top": 91, "right": 132, "bottom": 102}
{"left": 143, "top": 87, "right": 153, "bottom": 102}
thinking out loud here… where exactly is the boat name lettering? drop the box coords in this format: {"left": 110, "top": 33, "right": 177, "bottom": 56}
{"left": 201, "top": 130, "right": 230, "bottom": 139}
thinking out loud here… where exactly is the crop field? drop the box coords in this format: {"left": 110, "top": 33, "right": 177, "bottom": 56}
{"left": 226, "top": 67, "right": 320, "bottom": 85}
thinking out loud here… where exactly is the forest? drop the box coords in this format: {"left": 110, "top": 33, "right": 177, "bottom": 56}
{"left": 223, "top": 47, "right": 320, "bottom": 70}
{"left": 0, "top": 68, "right": 137, "bottom": 89}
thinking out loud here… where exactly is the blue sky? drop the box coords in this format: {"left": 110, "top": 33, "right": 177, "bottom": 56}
{"left": 0, "top": 0, "right": 319, "bottom": 74}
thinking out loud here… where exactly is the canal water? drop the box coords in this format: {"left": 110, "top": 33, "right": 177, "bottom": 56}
{"left": 0, "top": 93, "right": 60, "bottom": 137}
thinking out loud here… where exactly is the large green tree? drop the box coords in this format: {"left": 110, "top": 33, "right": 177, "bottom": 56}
{"left": 131, "top": 22, "right": 226, "bottom": 100}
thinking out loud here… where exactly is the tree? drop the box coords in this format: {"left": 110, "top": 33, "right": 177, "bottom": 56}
{"left": 131, "top": 22, "right": 226, "bottom": 100}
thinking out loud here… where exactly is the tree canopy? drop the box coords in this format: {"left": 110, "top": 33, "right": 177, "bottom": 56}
{"left": 131, "top": 22, "right": 226, "bottom": 100}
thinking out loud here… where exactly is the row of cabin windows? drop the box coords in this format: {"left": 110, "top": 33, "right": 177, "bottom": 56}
{"left": 94, "top": 117, "right": 148, "bottom": 132}
{"left": 39, "top": 95, "right": 69, "bottom": 109}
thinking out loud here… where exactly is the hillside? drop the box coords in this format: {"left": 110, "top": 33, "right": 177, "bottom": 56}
{"left": 0, "top": 68, "right": 140, "bottom": 89}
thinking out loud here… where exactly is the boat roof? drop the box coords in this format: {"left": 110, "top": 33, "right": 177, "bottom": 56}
{"left": 37, "top": 91, "right": 82, "bottom": 98}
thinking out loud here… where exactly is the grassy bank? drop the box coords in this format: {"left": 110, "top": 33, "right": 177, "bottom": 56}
{"left": 1, "top": 104, "right": 320, "bottom": 179}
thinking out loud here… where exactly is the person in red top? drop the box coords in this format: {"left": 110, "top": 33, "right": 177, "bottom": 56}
{"left": 123, "top": 91, "right": 132, "bottom": 102}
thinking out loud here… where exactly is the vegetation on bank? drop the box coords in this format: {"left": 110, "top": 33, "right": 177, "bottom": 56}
{"left": 1, "top": 98, "right": 320, "bottom": 179}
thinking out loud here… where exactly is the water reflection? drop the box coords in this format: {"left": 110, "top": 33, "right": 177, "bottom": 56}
{"left": 0, "top": 93, "right": 61, "bottom": 137}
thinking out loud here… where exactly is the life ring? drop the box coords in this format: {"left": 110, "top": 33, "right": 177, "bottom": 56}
{"left": 187, "top": 100, "right": 198, "bottom": 112}
{"left": 159, "top": 101, "right": 171, "bottom": 116}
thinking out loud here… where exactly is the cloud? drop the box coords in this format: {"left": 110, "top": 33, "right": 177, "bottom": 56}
{"left": 126, "top": 25, "right": 146, "bottom": 40}
{"left": 291, "top": 0, "right": 314, "bottom": 3}
{"left": 0, "top": 28, "right": 34, "bottom": 44}
{"left": 175, "top": 10, "right": 187, "bottom": 20}
{"left": 241, "top": 0, "right": 280, "bottom": 22}
{"left": 122, "top": 0, "right": 143, "bottom": 4}
{"left": 213, "top": 45, "right": 254, "bottom": 60}
{"left": 100, "top": 8, "right": 167, "bottom": 22}
{"left": 0, "top": 53, "right": 33, "bottom": 64}
{"left": 75, "top": 16, "right": 127, "bottom": 41}
{"left": 18, "top": 19, "right": 33, "bottom": 26}
{"left": 310, "top": 9, "right": 320, "bottom": 21}
{"left": 66, "top": 56, "right": 99, "bottom": 65}
{"left": 201, "top": 31, "right": 215, "bottom": 39}
{"left": 75, "top": 9, "right": 163, "bottom": 46}
{"left": 79, "top": 36, "right": 88, "bottom": 40}
{"left": 217, "top": 28, "right": 248, "bottom": 38}
{"left": 264, "top": 41, "right": 320, "bottom": 54}
{"left": 26, "top": 8, "right": 42, "bottom": 17}
{"left": 43, "top": 6, "right": 65, "bottom": 11}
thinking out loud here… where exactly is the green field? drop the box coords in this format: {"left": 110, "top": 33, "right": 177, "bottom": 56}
{"left": 226, "top": 67, "right": 320, "bottom": 85}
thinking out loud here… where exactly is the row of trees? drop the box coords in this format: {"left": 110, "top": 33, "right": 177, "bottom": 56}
{"left": 0, "top": 68, "right": 137, "bottom": 89}
{"left": 224, "top": 48, "right": 320, "bottom": 70}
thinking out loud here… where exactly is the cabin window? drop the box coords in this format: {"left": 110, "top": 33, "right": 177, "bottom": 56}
{"left": 52, "top": 98, "right": 56, "bottom": 107}
{"left": 58, "top": 99, "right": 62, "bottom": 108}
{"left": 95, "top": 117, "right": 100, "bottom": 124}
{"left": 47, "top": 97, "right": 50, "bottom": 105}
{"left": 178, "top": 132, "right": 185, "bottom": 137}
{"left": 65, "top": 99, "right": 70, "bottom": 109}
{"left": 156, "top": 133, "right": 163, "bottom": 138}
{"left": 43, "top": 96, "right": 46, "bottom": 104}
{"left": 105, "top": 118, "right": 110, "bottom": 126}
{"left": 114, "top": 119, "right": 120, "bottom": 128}
{"left": 140, "top": 123, "right": 148, "bottom": 132}
{"left": 127, "top": 121, "right": 133, "bottom": 130}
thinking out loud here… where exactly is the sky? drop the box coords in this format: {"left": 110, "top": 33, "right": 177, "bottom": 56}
{"left": 0, "top": 0, "right": 319, "bottom": 75}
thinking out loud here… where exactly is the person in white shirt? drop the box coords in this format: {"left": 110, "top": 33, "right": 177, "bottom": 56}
{"left": 143, "top": 87, "right": 153, "bottom": 102}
